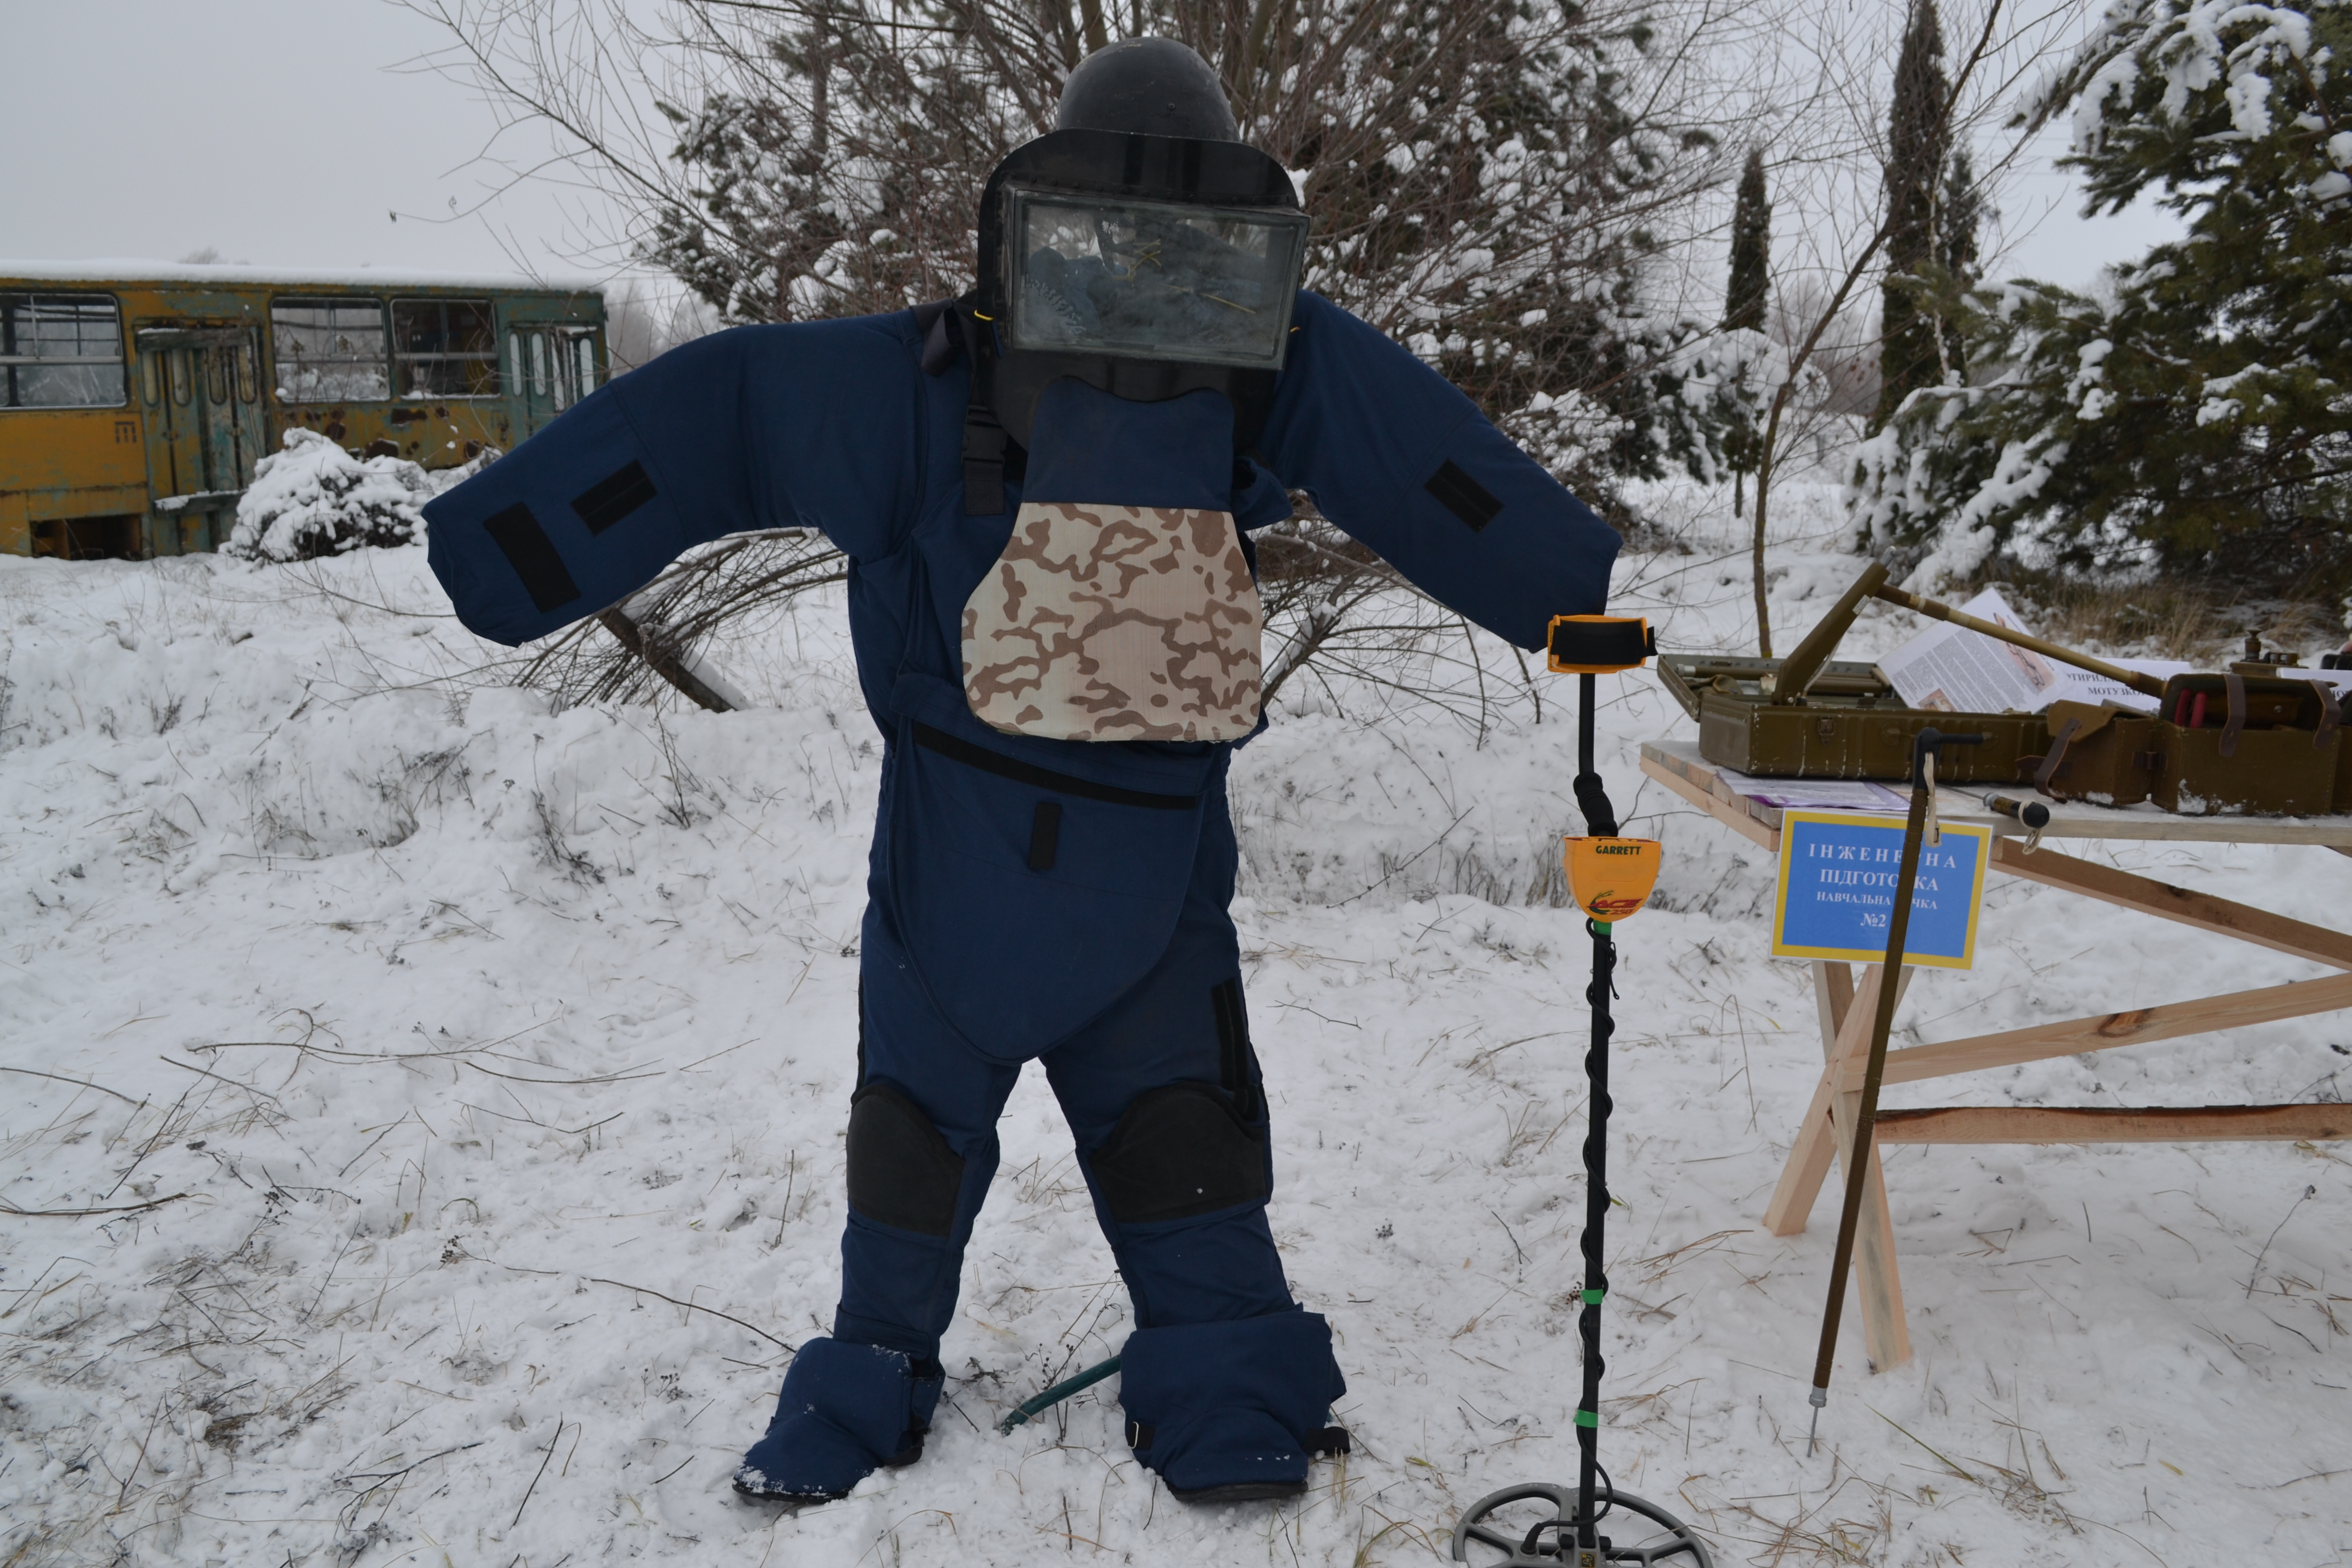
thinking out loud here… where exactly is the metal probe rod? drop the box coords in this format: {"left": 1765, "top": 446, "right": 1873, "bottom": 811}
{"left": 1807, "top": 729, "right": 1983, "bottom": 1455}
{"left": 1870, "top": 584, "right": 2168, "bottom": 700}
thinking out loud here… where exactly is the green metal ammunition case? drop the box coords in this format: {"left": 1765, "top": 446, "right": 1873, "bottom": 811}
{"left": 1658, "top": 654, "right": 2044, "bottom": 783}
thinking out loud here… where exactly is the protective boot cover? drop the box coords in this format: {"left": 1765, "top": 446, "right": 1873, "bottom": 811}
{"left": 962, "top": 500, "right": 1262, "bottom": 742}
{"left": 736, "top": 1339, "right": 943, "bottom": 1501}
{"left": 1118, "top": 1307, "right": 1345, "bottom": 1497}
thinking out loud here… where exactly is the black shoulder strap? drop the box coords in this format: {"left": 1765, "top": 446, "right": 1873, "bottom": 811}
{"left": 957, "top": 304, "right": 1012, "bottom": 517}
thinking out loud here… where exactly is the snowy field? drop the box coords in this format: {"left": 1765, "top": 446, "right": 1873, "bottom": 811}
{"left": 3, "top": 490, "right": 2346, "bottom": 1566}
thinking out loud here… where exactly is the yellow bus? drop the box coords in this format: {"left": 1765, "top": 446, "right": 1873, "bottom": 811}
{"left": 0, "top": 262, "right": 607, "bottom": 559}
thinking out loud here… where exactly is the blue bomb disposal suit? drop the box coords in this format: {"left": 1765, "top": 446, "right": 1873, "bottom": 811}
{"left": 423, "top": 38, "right": 1619, "bottom": 1509}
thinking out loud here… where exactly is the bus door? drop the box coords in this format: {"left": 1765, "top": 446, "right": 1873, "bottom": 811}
{"left": 135, "top": 323, "right": 263, "bottom": 553}
{"left": 505, "top": 323, "right": 602, "bottom": 439}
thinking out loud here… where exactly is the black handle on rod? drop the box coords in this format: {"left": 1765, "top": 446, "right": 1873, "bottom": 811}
{"left": 1574, "top": 670, "right": 1616, "bottom": 1548}
{"left": 1805, "top": 728, "right": 1982, "bottom": 1451}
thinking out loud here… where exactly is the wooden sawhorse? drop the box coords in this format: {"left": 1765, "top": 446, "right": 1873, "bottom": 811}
{"left": 1641, "top": 739, "right": 2352, "bottom": 1370}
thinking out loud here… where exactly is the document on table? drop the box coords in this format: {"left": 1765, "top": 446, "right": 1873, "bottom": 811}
{"left": 1875, "top": 586, "right": 2189, "bottom": 714}
{"left": 1710, "top": 767, "right": 1911, "bottom": 813}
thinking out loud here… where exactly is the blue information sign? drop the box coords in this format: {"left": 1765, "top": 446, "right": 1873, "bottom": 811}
{"left": 1771, "top": 808, "right": 1990, "bottom": 970}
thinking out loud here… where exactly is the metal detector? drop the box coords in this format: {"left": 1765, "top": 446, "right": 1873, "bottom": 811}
{"left": 1452, "top": 617, "right": 1711, "bottom": 1568}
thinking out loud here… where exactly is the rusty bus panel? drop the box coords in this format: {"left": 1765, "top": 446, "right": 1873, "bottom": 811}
{"left": 0, "top": 264, "right": 605, "bottom": 558}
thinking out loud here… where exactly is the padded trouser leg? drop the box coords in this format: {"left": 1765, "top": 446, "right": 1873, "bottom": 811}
{"left": 832, "top": 906, "right": 1018, "bottom": 1360}
{"left": 1041, "top": 845, "right": 1291, "bottom": 1330}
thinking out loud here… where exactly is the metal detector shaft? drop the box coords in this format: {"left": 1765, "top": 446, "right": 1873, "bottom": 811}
{"left": 1806, "top": 729, "right": 1981, "bottom": 1450}
{"left": 1573, "top": 672, "right": 1618, "bottom": 1552}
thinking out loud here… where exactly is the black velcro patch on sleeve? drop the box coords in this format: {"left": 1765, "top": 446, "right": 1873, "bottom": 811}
{"left": 1425, "top": 458, "right": 1503, "bottom": 531}
{"left": 571, "top": 460, "right": 657, "bottom": 535}
{"left": 482, "top": 502, "right": 581, "bottom": 612}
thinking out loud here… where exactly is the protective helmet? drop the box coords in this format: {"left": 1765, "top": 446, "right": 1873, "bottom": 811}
{"left": 968, "top": 38, "right": 1306, "bottom": 451}
{"left": 1055, "top": 36, "right": 1239, "bottom": 140}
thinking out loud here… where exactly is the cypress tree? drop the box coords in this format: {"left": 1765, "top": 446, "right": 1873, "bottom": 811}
{"left": 1724, "top": 148, "right": 1770, "bottom": 514}
{"left": 1933, "top": 150, "right": 1982, "bottom": 380}
{"left": 1876, "top": 0, "right": 1950, "bottom": 429}
{"left": 1726, "top": 149, "right": 1770, "bottom": 334}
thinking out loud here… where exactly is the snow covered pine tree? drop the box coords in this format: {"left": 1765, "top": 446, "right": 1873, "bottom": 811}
{"left": 1851, "top": 0, "right": 2352, "bottom": 592}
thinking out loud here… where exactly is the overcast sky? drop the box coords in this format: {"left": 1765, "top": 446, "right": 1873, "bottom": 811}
{"left": 0, "top": 0, "right": 2182, "bottom": 291}
{"left": 0, "top": 1, "right": 599, "bottom": 279}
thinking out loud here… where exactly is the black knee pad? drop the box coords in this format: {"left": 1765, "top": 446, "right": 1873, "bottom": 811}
{"left": 1090, "top": 1084, "right": 1267, "bottom": 1224}
{"left": 846, "top": 1082, "right": 966, "bottom": 1237}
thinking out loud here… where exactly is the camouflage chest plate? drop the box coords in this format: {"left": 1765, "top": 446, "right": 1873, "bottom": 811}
{"left": 961, "top": 501, "right": 1263, "bottom": 743}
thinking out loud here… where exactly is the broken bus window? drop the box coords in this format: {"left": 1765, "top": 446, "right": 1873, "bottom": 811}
{"left": 393, "top": 298, "right": 499, "bottom": 398}
{"left": 272, "top": 298, "right": 389, "bottom": 403}
{"left": 0, "top": 293, "right": 127, "bottom": 409}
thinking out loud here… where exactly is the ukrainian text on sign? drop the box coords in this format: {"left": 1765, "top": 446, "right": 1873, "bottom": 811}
{"left": 1770, "top": 808, "right": 1990, "bottom": 969}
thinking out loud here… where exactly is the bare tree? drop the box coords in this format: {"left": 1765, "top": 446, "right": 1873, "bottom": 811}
{"left": 1736, "top": 0, "right": 2080, "bottom": 655}
{"left": 409, "top": 0, "right": 1800, "bottom": 723}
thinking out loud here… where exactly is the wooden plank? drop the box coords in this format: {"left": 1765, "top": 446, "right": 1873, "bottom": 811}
{"left": 1640, "top": 738, "right": 2352, "bottom": 846}
{"left": 1814, "top": 960, "right": 1855, "bottom": 1043}
{"left": 1839, "top": 970, "right": 2352, "bottom": 1090}
{"left": 1639, "top": 754, "right": 1778, "bottom": 849}
{"left": 1770, "top": 965, "right": 1913, "bottom": 1236}
{"left": 1876, "top": 1104, "right": 2352, "bottom": 1143}
{"left": 1827, "top": 965, "right": 1912, "bottom": 1373}
{"left": 1989, "top": 839, "right": 2352, "bottom": 970}
{"left": 1763, "top": 1074, "right": 1841, "bottom": 1239}
{"left": 1758, "top": 963, "right": 1913, "bottom": 1369}
{"left": 1848, "top": 1138, "right": 1912, "bottom": 1373}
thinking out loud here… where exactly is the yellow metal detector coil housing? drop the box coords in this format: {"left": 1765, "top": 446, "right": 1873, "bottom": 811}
{"left": 1564, "top": 835, "right": 1663, "bottom": 922}
{"left": 1550, "top": 612, "right": 1664, "bottom": 922}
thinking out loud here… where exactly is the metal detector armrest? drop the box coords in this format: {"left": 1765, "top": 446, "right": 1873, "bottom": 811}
{"left": 1548, "top": 615, "right": 1655, "bottom": 674}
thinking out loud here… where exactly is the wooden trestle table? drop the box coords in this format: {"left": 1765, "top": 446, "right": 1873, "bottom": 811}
{"left": 1639, "top": 737, "right": 2352, "bottom": 1372}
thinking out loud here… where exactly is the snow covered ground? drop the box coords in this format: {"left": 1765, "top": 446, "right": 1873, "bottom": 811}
{"left": 3, "top": 489, "right": 2346, "bottom": 1566}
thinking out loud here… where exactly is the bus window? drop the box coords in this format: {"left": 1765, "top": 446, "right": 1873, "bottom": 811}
{"left": 392, "top": 299, "right": 499, "bottom": 398}
{"left": 539, "top": 326, "right": 600, "bottom": 410}
{"left": 168, "top": 348, "right": 192, "bottom": 406}
{"left": 1, "top": 293, "right": 126, "bottom": 409}
{"left": 273, "top": 298, "right": 387, "bottom": 403}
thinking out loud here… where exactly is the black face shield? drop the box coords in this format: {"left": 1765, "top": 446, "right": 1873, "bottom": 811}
{"left": 972, "top": 128, "right": 1307, "bottom": 448}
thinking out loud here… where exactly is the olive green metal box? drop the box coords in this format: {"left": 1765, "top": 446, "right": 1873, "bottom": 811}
{"left": 1660, "top": 654, "right": 2044, "bottom": 784}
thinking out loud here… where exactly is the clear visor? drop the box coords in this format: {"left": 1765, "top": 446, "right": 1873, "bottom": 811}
{"left": 1006, "top": 189, "right": 1307, "bottom": 369}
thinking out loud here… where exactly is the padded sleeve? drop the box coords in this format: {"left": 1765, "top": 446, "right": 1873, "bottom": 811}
{"left": 423, "top": 314, "right": 923, "bottom": 646}
{"left": 1254, "top": 292, "right": 1621, "bottom": 650}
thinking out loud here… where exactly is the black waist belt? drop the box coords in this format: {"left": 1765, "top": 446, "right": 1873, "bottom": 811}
{"left": 910, "top": 722, "right": 1197, "bottom": 810}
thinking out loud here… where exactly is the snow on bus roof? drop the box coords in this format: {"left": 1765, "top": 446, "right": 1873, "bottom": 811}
{"left": 0, "top": 259, "right": 605, "bottom": 294}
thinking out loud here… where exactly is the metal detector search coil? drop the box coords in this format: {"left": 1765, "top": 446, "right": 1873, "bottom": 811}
{"left": 1563, "top": 836, "right": 1661, "bottom": 923}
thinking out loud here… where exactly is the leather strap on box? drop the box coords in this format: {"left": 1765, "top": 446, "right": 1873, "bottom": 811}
{"left": 2033, "top": 716, "right": 2083, "bottom": 791}
{"left": 2309, "top": 676, "right": 2342, "bottom": 750}
{"left": 2220, "top": 672, "right": 2248, "bottom": 758}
